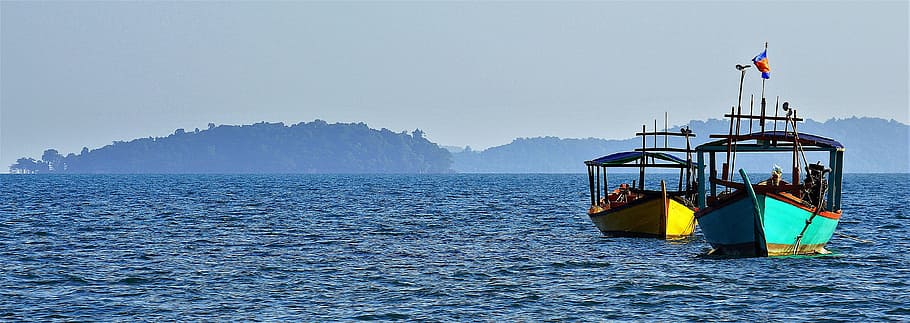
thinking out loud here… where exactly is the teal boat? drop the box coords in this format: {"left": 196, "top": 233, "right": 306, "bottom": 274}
{"left": 694, "top": 105, "right": 845, "bottom": 257}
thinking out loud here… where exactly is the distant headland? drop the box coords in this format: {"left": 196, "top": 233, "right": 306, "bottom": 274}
{"left": 9, "top": 120, "right": 452, "bottom": 174}
{"left": 452, "top": 117, "right": 909, "bottom": 174}
{"left": 8, "top": 117, "right": 909, "bottom": 174}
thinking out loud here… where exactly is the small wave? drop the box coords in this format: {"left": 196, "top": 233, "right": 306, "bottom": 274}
{"left": 352, "top": 313, "right": 410, "bottom": 321}
{"left": 877, "top": 224, "right": 900, "bottom": 230}
{"left": 650, "top": 283, "right": 701, "bottom": 292}
{"left": 575, "top": 299, "right": 605, "bottom": 307}
{"left": 34, "top": 275, "right": 91, "bottom": 286}
{"left": 550, "top": 260, "right": 611, "bottom": 269}
{"left": 885, "top": 307, "right": 910, "bottom": 316}
{"left": 117, "top": 277, "right": 152, "bottom": 285}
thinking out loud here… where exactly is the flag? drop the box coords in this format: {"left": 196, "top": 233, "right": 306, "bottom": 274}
{"left": 753, "top": 49, "right": 770, "bottom": 79}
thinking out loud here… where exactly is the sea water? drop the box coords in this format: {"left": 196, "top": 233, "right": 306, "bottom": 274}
{"left": 1, "top": 174, "right": 907, "bottom": 321}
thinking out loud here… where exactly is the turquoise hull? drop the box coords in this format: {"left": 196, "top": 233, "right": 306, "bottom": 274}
{"left": 696, "top": 192, "right": 841, "bottom": 256}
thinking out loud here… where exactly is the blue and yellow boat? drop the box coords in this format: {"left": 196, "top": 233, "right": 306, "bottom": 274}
{"left": 694, "top": 106, "right": 846, "bottom": 256}
{"left": 584, "top": 124, "right": 698, "bottom": 239}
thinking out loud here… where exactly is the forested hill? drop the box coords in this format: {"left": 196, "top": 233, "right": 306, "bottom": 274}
{"left": 9, "top": 117, "right": 908, "bottom": 174}
{"left": 452, "top": 117, "right": 909, "bottom": 173}
{"left": 9, "top": 120, "right": 452, "bottom": 174}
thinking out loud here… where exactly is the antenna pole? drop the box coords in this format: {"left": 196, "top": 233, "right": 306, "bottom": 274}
{"left": 737, "top": 66, "right": 747, "bottom": 124}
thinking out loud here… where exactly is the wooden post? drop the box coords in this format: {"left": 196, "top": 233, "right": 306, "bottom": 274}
{"left": 773, "top": 96, "right": 779, "bottom": 134}
{"left": 709, "top": 152, "right": 717, "bottom": 198}
{"left": 685, "top": 130, "right": 692, "bottom": 192}
{"left": 595, "top": 165, "right": 601, "bottom": 204}
{"left": 640, "top": 124, "right": 646, "bottom": 190}
{"left": 791, "top": 111, "right": 800, "bottom": 191}
{"left": 724, "top": 106, "right": 735, "bottom": 180}
{"left": 678, "top": 168, "right": 684, "bottom": 191}
{"left": 730, "top": 63, "right": 748, "bottom": 184}
{"left": 664, "top": 111, "right": 670, "bottom": 148}
{"left": 697, "top": 151, "right": 707, "bottom": 209}
{"left": 760, "top": 97, "right": 766, "bottom": 133}
{"left": 825, "top": 149, "right": 840, "bottom": 211}
{"left": 792, "top": 110, "right": 801, "bottom": 195}
{"left": 660, "top": 180, "right": 668, "bottom": 238}
{"left": 834, "top": 150, "right": 844, "bottom": 210}
{"left": 783, "top": 104, "right": 790, "bottom": 137}
{"left": 653, "top": 120, "right": 658, "bottom": 165}
{"left": 731, "top": 104, "right": 742, "bottom": 183}
{"left": 588, "top": 165, "right": 596, "bottom": 206}
{"left": 749, "top": 95, "right": 755, "bottom": 133}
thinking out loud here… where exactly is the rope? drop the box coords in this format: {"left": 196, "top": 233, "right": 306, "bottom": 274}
{"left": 685, "top": 215, "right": 697, "bottom": 237}
{"left": 792, "top": 182, "right": 828, "bottom": 255}
{"left": 788, "top": 117, "right": 810, "bottom": 168}
{"left": 834, "top": 232, "right": 873, "bottom": 244}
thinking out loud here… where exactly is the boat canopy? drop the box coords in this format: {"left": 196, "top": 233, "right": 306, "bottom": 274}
{"left": 693, "top": 130, "right": 846, "bottom": 211}
{"left": 699, "top": 131, "right": 844, "bottom": 151}
{"left": 585, "top": 151, "right": 690, "bottom": 166}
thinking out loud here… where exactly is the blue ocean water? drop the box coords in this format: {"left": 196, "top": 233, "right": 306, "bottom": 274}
{"left": 1, "top": 173, "right": 908, "bottom": 321}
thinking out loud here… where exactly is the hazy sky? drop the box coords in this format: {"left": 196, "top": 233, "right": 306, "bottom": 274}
{"left": 2, "top": 1, "right": 908, "bottom": 168}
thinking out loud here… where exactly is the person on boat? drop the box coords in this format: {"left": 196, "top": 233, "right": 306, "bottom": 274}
{"left": 598, "top": 197, "right": 610, "bottom": 210}
{"left": 614, "top": 183, "right": 633, "bottom": 204}
{"left": 770, "top": 165, "right": 783, "bottom": 186}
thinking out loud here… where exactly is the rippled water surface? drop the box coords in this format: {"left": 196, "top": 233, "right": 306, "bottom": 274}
{"left": 1, "top": 174, "right": 908, "bottom": 321}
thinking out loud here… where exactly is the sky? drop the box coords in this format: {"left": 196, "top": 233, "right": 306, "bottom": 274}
{"left": 1, "top": 1, "right": 908, "bottom": 168}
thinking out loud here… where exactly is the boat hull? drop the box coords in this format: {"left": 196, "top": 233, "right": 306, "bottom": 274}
{"left": 588, "top": 195, "right": 696, "bottom": 239}
{"left": 696, "top": 192, "right": 841, "bottom": 256}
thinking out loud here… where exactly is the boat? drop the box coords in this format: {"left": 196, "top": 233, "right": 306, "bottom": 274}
{"left": 693, "top": 98, "right": 846, "bottom": 256}
{"left": 584, "top": 118, "right": 698, "bottom": 239}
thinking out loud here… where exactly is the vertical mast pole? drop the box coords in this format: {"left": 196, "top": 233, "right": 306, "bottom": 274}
{"left": 664, "top": 111, "right": 670, "bottom": 148}
{"left": 760, "top": 43, "right": 767, "bottom": 104}
{"left": 773, "top": 96, "right": 780, "bottom": 134}
{"left": 640, "top": 124, "right": 646, "bottom": 190}
{"left": 760, "top": 42, "right": 768, "bottom": 135}
{"left": 724, "top": 106, "right": 734, "bottom": 181}
{"left": 587, "top": 165, "right": 596, "bottom": 206}
{"left": 685, "top": 128, "right": 693, "bottom": 192}
{"left": 731, "top": 104, "right": 742, "bottom": 186}
{"left": 729, "top": 64, "right": 750, "bottom": 183}
{"left": 653, "top": 119, "right": 658, "bottom": 165}
{"left": 749, "top": 94, "right": 754, "bottom": 133}
{"left": 595, "top": 165, "right": 600, "bottom": 204}
{"left": 653, "top": 120, "right": 657, "bottom": 147}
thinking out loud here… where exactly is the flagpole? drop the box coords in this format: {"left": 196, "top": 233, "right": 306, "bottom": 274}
{"left": 760, "top": 42, "right": 768, "bottom": 126}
